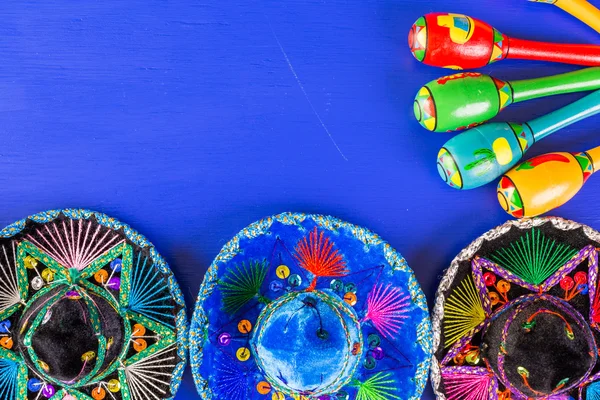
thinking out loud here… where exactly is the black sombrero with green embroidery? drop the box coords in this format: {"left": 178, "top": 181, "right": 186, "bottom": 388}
{"left": 431, "top": 217, "right": 600, "bottom": 400}
{"left": 0, "top": 209, "right": 187, "bottom": 400}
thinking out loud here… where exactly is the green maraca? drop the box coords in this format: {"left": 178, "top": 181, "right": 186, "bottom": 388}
{"left": 437, "top": 88, "right": 600, "bottom": 190}
{"left": 415, "top": 68, "right": 600, "bottom": 132}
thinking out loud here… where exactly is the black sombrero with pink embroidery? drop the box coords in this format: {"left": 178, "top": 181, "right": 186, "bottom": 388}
{"left": 431, "top": 217, "right": 600, "bottom": 400}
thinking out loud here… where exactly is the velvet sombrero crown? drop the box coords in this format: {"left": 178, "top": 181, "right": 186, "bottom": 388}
{"left": 431, "top": 217, "right": 600, "bottom": 400}
{"left": 0, "top": 209, "right": 187, "bottom": 400}
{"left": 190, "top": 212, "right": 432, "bottom": 400}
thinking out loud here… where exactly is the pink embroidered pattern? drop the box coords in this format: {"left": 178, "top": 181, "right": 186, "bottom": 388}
{"left": 363, "top": 283, "right": 410, "bottom": 338}
{"left": 442, "top": 370, "right": 493, "bottom": 400}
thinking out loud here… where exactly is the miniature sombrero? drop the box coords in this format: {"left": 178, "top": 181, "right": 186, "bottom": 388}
{"left": 189, "top": 212, "right": 432, "bottom": 400}
{"left": 0, "top": 209, "right": 187, "bottom": 400}
{"left": 431, "top": 217, "right": 600, "bottom": 400}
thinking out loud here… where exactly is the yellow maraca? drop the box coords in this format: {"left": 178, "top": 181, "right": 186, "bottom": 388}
{"left": 497, "top": 146, "right": 600, "bottom": 218}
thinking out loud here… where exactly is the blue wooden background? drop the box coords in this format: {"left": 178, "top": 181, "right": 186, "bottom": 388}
{"left": 2, "top": 1, "right": 600, "bottom": 398}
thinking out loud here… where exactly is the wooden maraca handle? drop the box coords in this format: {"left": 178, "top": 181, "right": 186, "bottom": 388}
{"left": 498, "top": 146, "right": 600, "bottom": 218}
{"left": 530, "top": 0, "right": 600, "bottom": 34}
{"left": 509, "top": 37, "right": 600, "bottom": 66}
{"left": 409, "top": 12, "right": 600, "bottom": 69}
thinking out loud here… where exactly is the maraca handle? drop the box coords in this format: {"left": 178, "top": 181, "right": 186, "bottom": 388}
{"left": 552, "top": 0, "right": 600, "bottom": 33}
{"left": 511, "top": 67, "right": 600, "bottom": 103}
{"left": 527, "top": 89, "right": 600, "bottom": 140}
{"left": 509, "top": 37, "right": 600, "bottom": 66}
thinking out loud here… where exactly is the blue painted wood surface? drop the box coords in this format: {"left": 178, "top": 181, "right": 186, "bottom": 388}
{"left": 1, "top": 1, "right": 600, "bottom": 398}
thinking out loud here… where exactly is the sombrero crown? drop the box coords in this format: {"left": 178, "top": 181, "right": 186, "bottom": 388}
{"left": 190, "top": 212, "right": 432, "bottom": 400}
{"left": 0, "top": 209, "right": 187, "bottom": 400}
{"left": 432, "top": 217, "right": 600, "bottom": 399}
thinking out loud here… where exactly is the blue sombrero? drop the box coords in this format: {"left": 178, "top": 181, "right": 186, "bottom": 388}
{"left": 0, "top": 209, "right": 187, "bottom": 400}
{"left": 190, "top": 212, "right": 432, "bottom": 400}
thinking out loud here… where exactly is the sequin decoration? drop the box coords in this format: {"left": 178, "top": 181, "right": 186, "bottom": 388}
{"left": 190, "top": 213, "right": 432, "bottom": 400}
{"left": 432, "top": 217, "right": 600, "bottom": 400}
{"left": 0, "top": 209, "right": 187, "bottom": 400}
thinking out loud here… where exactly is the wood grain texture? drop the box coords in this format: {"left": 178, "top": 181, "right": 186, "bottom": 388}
{"left": 0, "top": 1, "right": 599, "bottom": 398}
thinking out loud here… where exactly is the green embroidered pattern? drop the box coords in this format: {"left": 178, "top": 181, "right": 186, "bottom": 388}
{"left": 0, "top": 210, "right": 187, "bottom": 400}
{"left": 489, "top": 228, "right": 578, "bottom": 285}
{"left": 219, "top": 260, "right": 269, "bottom": 314}
{"left": 189, "top": 212, "right": 433, "bottom": 400}
{"left": 351, "top": 372, "right": 401, "bottom": 400}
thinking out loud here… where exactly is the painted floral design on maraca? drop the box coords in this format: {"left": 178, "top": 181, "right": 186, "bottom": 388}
{"left": 497, "top": 176, "right": 525, "bottom": 218}
{"left": 413, "top": 72, "right": 514, "bottom": 133}
{"left": 409, "top": 17, "right": 427, "bottom": 62}
{"left": 436, "top": 14, "right": 475, "bottom": 45}
{"left": 437, "top": 148, "right": 463, "bottom": 189}
{"left": 438, "top": 135, "right": 517, "bottom": 190}
{"left": 438, "top": 120, "right": 535, "bottom": 191}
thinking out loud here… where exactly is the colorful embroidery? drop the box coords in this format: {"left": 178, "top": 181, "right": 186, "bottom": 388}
{"left": 441, "top": 367, "right": 495, "bottom": 400}
{"left": 0, "top": 209, "right": 187, "bottom": 400}
{"left": 294, "top": 227, "right": 349, "bottom": 291}
{"left": 488, "top": 228, "right": 578, "bottom": 285}
{"left": 362, "top": 284, "right": 410, "bottom": 339}
{"left": 190, "top": 213, "right": 432, "bottom": 400}
{"left": 444, "top": 275, "right": 485, "bottom": 348}
{"left": 432, "top": 218, "right": 600, "bottom": 400}
{"left": 351, "top": 372, "right": 401, "bottom": 400}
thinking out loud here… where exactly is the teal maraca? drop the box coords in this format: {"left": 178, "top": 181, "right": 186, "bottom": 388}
{"left": 437, "top": 89, "right": 600, "bottom": 190}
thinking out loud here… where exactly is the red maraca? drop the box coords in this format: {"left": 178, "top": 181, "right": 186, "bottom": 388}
{"left": 409, "top": 12, "right": 600, "bottom": 70}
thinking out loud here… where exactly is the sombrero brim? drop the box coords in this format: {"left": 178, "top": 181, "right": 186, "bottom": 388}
{"left": 190, "top": 212, "right": 432, "bottom": 400}
{"left": 0, "top": 209, "right": 187, "bottom": 400}
{"left": 431, "top": 217, "right": 600, "bottom": 399}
